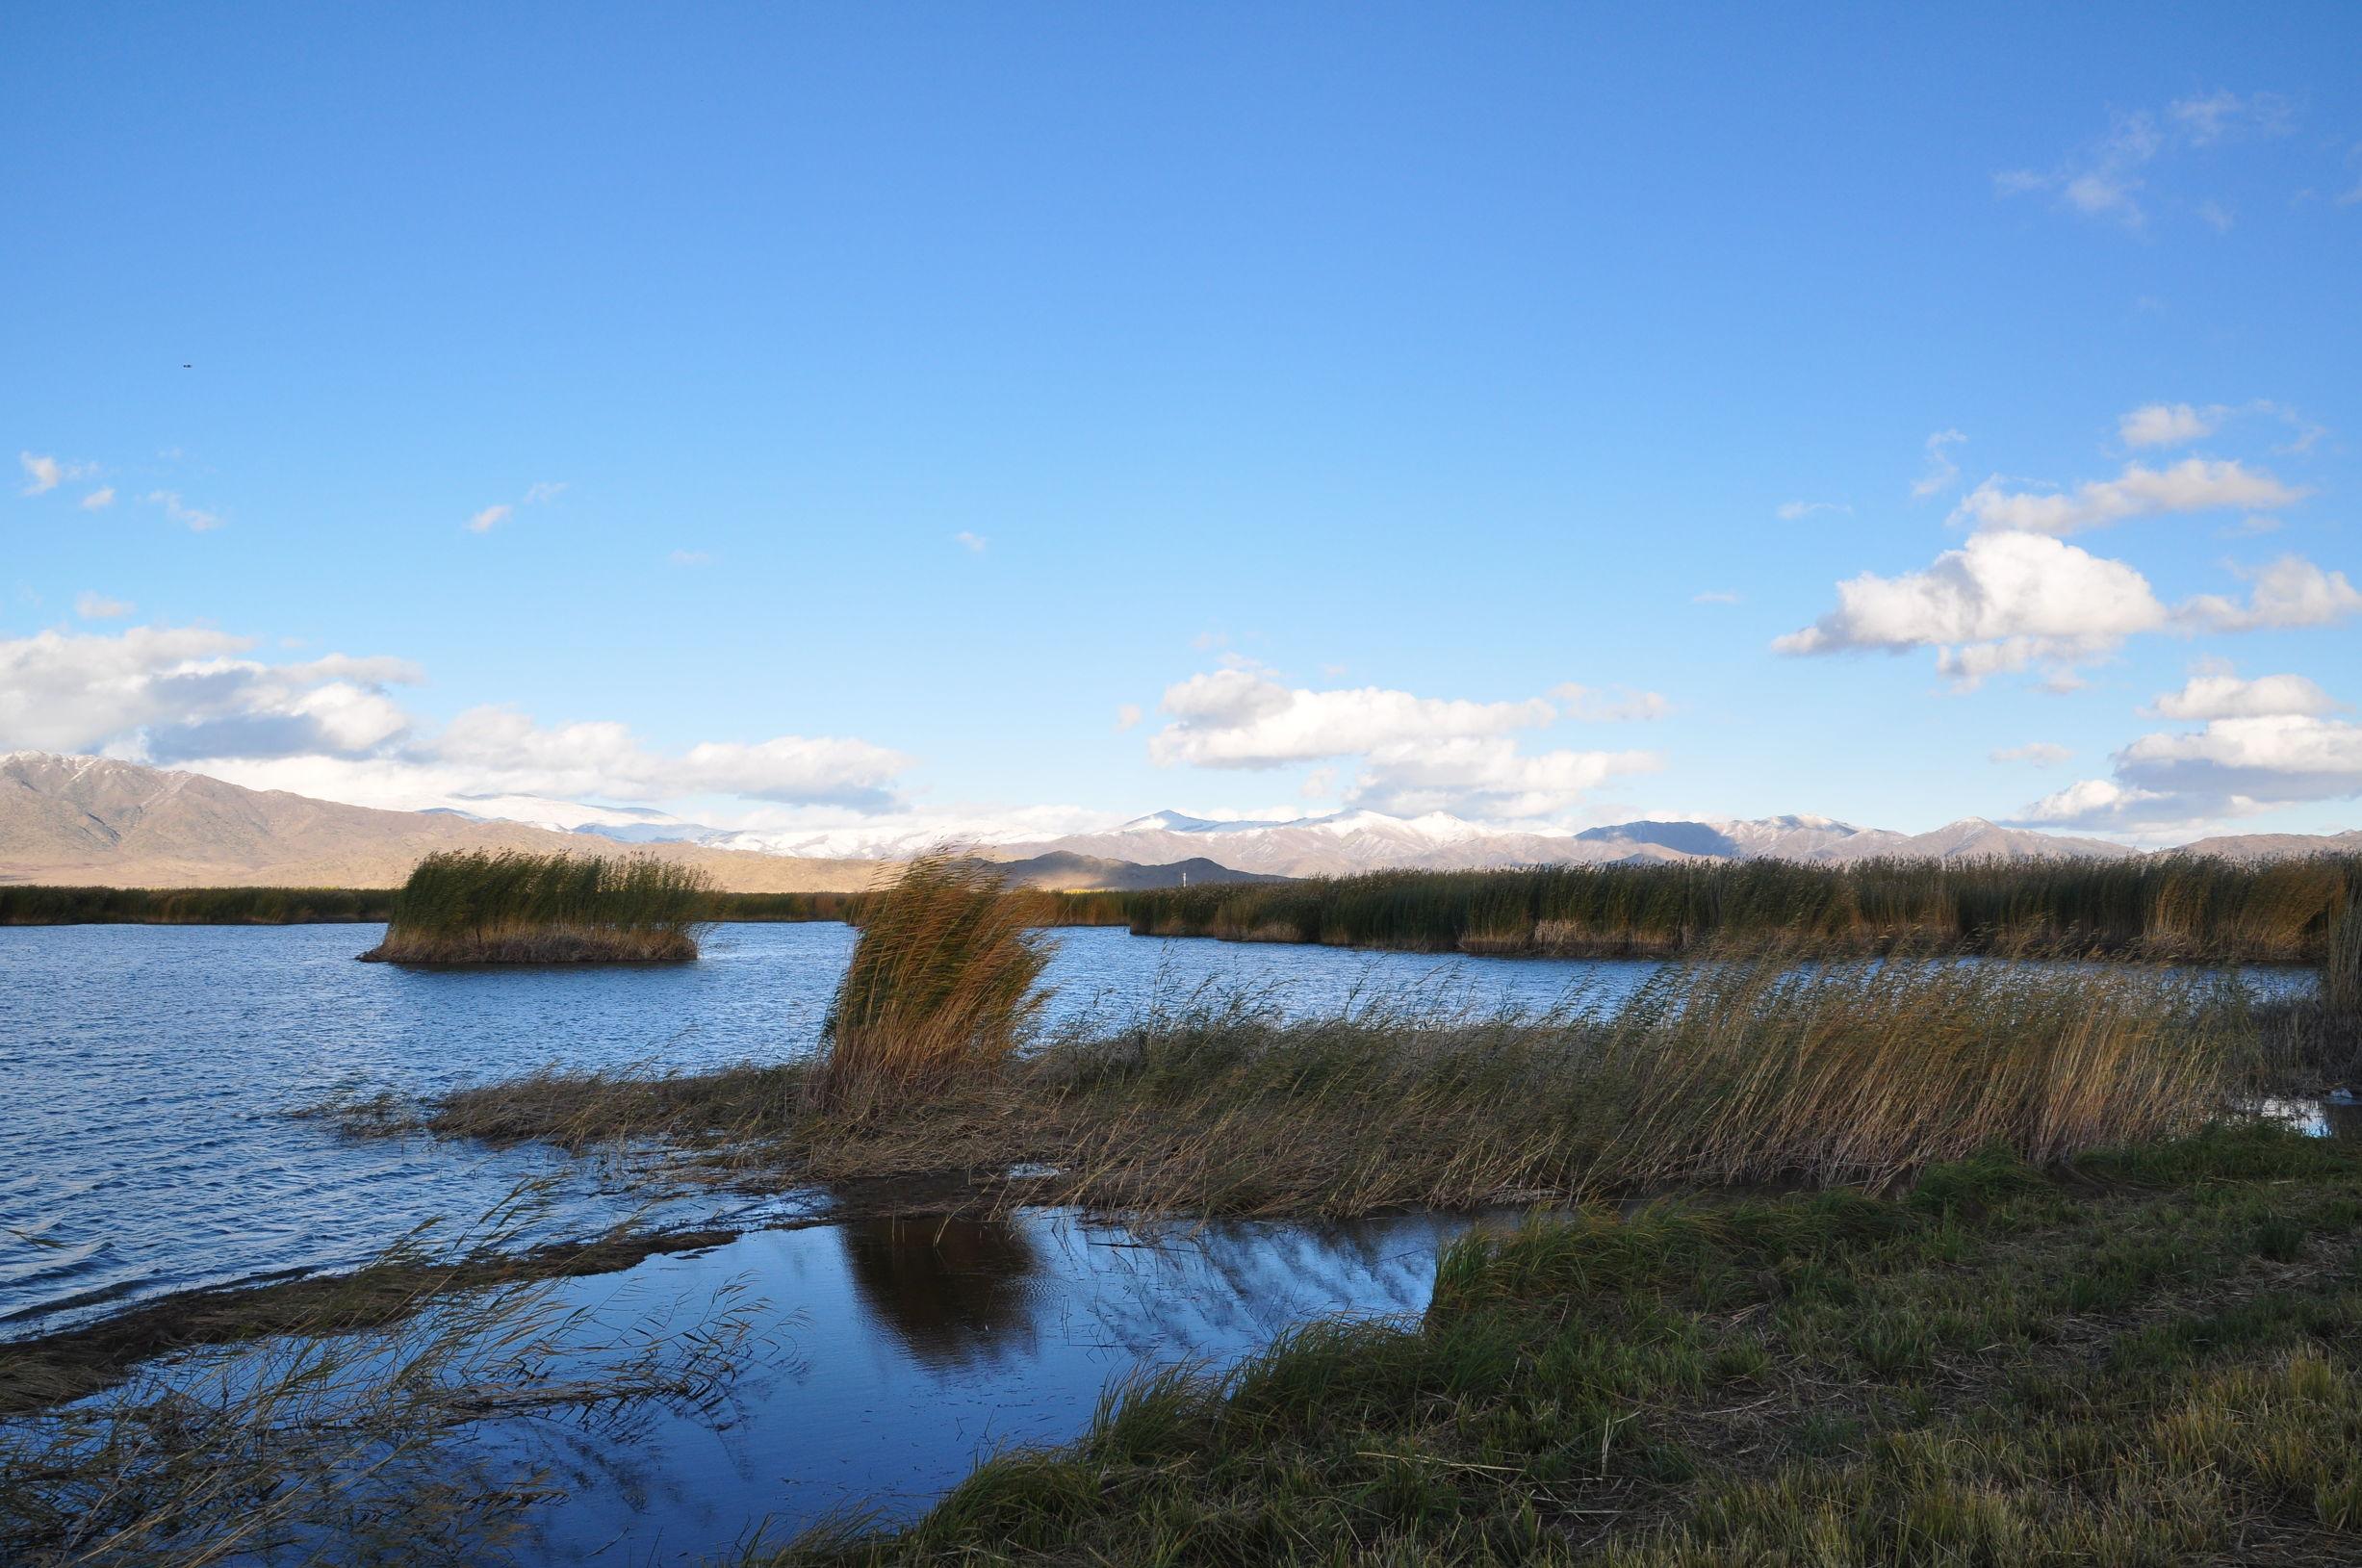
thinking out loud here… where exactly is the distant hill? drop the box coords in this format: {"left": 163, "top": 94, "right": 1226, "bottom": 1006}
{"left": 979, "top": 808, "right": 2151, "bottom": 879}
{"left": 0, "top": 752, "right": 887, "bottom": 891}
{"left": 990, "top": 851, "right": 1287, "bottom": 891}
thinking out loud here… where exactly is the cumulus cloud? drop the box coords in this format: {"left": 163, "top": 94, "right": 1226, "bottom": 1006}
{"left": 2016, "top": 668, "right": 2360, "bottom": 831}
{"left": 1991, "top": 742, "right": 2072, "bottom": 765}
{"left": 80, "top": 487, "right": 116, "bottom": 511}
{"left": 1774, "top": 530, "right": 2168, "bottom": 688}
{"left": 1911, "top": 430, "right": 1965, "bottom": 499}
{"left": 953, "top": 530, "right": 988, "bottom": 553}
{"left": 1692, "top": 590, "right": 1741, "bottom": 605}
{"left": 147, "top": 491, "right": 222, "bottom": 531}
{"left": 1143, "top": 669, "right": 1659, "bottom": 819}
{"left": 1947, "top": 459, "right": 2303, "bottom": 536}
{"left": 0, "top": 623, "right": 913, "bottom": 813}
{"left": 74, "top": 592, "right": 134, "bottom": 620}
{"left": 2144, "top": 665, "right": 2339, "bottom": 721}
{"left": 2118, "top": 402, "right": 2223, "bottom": 449}
{"left": 1776, "top": 501, "right": 1849, "bottom": 521}
{"left": 1114, "top": 703, "right": 1142, "bottom": 732}
{"left": 466, "top": 503, "right": 514, "bottom": 534}
{"left": 2176, "top": 556, "right": 2362, "bottom": 632}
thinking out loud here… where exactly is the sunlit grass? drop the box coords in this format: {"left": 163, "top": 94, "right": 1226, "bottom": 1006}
{"left": 360, "top": 850, "right": 713, "bottom": 964}
{"left": 808, "top": 851, "right": 1053, "bottom": 1113}
{"left": 1128, "top": 853, "right": 2362, "bottom": 964}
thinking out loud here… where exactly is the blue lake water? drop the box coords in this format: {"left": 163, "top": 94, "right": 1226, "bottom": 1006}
{"left": 0, "top": 921, "right": 2341, "bottom": 1561}
{"left": 0, "top": 922, "right": 1656, "bottom": 1341}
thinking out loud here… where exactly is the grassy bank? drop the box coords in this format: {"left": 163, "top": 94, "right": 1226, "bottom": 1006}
{"left": 349, "top": 949, "right": 2274, "bottom": 1218}
{"left": 772, "top": 1124, "right": 2362, "bottom": 1565}
{"left": 1127, "top": 855, "right": 2362, "bottom": 964}
{"left": 359, "top": 850, "right": 713, "bottom": 963}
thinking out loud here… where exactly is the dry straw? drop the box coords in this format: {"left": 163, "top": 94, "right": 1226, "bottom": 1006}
{"left": 809, "top": 851, "right": 1053, "bottom": 1113}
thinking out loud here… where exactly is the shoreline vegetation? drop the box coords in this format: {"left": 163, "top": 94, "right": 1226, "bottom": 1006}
{"left": 1126, "top": 854, "right": 2362, "bottom": 965}
{"left": 771, "top": 1125, "right": 2362, "bottom": 1566}
{"left": 358, "top": 850, "right": 715, "bottom": 964}
{"left": 0, "top": 880, "right": 1134, "bottom": 929}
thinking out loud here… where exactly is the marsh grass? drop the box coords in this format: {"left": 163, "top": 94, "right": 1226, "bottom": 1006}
{"left": 808, "top": 852, "right": 1053, "bottom": 1114}
{"left": 1129, "top": 853, "right": 2362, "bottom": 965}
{"left": 369, "top": 948, "right": 2252, "bottom": 1219}
{"left": 360, "top": 850, "right": 713, "bottom": 964}
{"left": 0, "top": 1187, "right": 770, "bottom": 1566}
{"left": 767, "top": 1124, "right": 2362, "bottom": 1566}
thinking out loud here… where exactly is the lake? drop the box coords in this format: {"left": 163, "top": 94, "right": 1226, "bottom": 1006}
{"left": 0, "top": 921, "right": 1656, "bottom": 1342}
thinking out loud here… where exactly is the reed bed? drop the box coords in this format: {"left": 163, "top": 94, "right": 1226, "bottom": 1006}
{"left": 1128, "top": 853, "right": 2362, "bottom": 964}
{"left": 359, "top": 850, "right": 713, "bottom": 964}
{"left": 0, "top": 885, "right": 396, "bottom": 924}
{"left": 807, "top": 852, "right": 1053, "bottom": 1113}
{"left": 369, "top": 946, "right": 2257, "bottom": 1219}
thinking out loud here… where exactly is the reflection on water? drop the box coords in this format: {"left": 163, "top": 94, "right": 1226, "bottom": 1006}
{"left": 470, "top": 1205, "right": 1482, "bottom": 1563}
{"left": 837, "top": 1216, "right": 1042, "bottom": 1367}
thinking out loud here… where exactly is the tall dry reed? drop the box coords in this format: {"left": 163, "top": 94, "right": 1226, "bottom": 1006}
{"left": 362, "top": 850, "right": 712, "bottom": 963}
{"left": 809, "top": 852, "right": 1052, "bottom": 1112}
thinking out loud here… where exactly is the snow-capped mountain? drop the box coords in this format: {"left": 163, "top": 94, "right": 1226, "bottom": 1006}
{"left": 424, "top": 792, "right": 2247, "bottom": 876}
{"left": 981, "top": 809, "right": 2138, "bottom": 878}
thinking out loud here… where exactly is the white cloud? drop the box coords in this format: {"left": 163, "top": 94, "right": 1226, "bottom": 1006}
{"left": 1114, "top": 703, "right": 1142, "bottom": 732}
{"left": 1143, "top": 669, "right": 1659, "bottom": 819}
{"left": 1692, "top": 590, "right": 1741, "bottom": 605}
{"left": 80, "top": 487, "right": 116, "bottom": 511}
{"left": 1911, "top": 429, "right": 1965, "bottom": 498}
{"left": 74, "top": 592, "right": 134, "bottom": 620}
{"left": 2168, "top": 90, "right": 2292, "bottom": 145}
{"left": 1552, "top": 683, "right": 1670, "bottom": 722}
{"left": 522, "top": 481, "right": 569, "bottom": 505}
{"left": 2000, "top": 94, "right": 2290, "bottom": 230}
{"left": 953, "top": 530, "right": 988, "bottom": 553}
{"left": 1776, "top": 500, "right": 1850, "bottom": 521}
{"left": 466, "top": 503, "right": 513, "bottom": 534}
{"left": 2016, "top": 669, "right": 2361, "bottom": 831}
{"left": 1991, "top": 742, "right": 2072, "bottom": 765}
{"left": 1775, "top": 530, "right": 2168, "bottom": 688}
{"left": 19, "top": 452, "right": 96, "bottom": 496}
{"left": 2145, "top": 665, "right": 2338, "bottom": 721}
{"left": 2178, "top": 556, "right": 2362, "bottom": 632}
{"left": 1948, "top": 459, "right": 2304, "bottom": 536}
{"left": 2015, "top": 777, "right": 2173, "bottom": 827}
{"left": 147, "top": 491, "right": 222, "bottom": 531}
{"left": 2118, "top": 402, "right": 2223, "bottom": 449}
{"left": 2195, "top": 200, "right": 2234, "bottom": 234}
{"left": 0, "top": 623, "right": 914, "bottom": 813}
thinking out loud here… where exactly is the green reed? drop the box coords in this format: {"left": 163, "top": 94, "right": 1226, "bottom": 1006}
{"left": 1129, "top": 854, "right": 2361, "bottom": 964}
{"left": 364, "top": 850, "right": 713, "bottom": 963}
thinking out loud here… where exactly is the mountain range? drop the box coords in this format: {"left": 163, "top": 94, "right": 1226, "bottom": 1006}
{"left": 3, "top": 751, "right": 2357, "bottom": 889}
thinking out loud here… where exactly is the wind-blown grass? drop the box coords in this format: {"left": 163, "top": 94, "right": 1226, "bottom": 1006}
{"left": 359, "top": 850, "right": 713, "bottom": 964}
{"left": 1128, "top": 854, "right": 2362, "bottom": 964}
{"left": 368, "top": 947, "right": 2251, "bottom": 1217}
{"left": 808, "top": 852, "right": 1053, "bottom": 1112}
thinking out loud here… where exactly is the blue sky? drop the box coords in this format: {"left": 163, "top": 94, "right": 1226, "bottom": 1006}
{"left": 4, "top": 3, "right": 2359, "bottom": 845}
